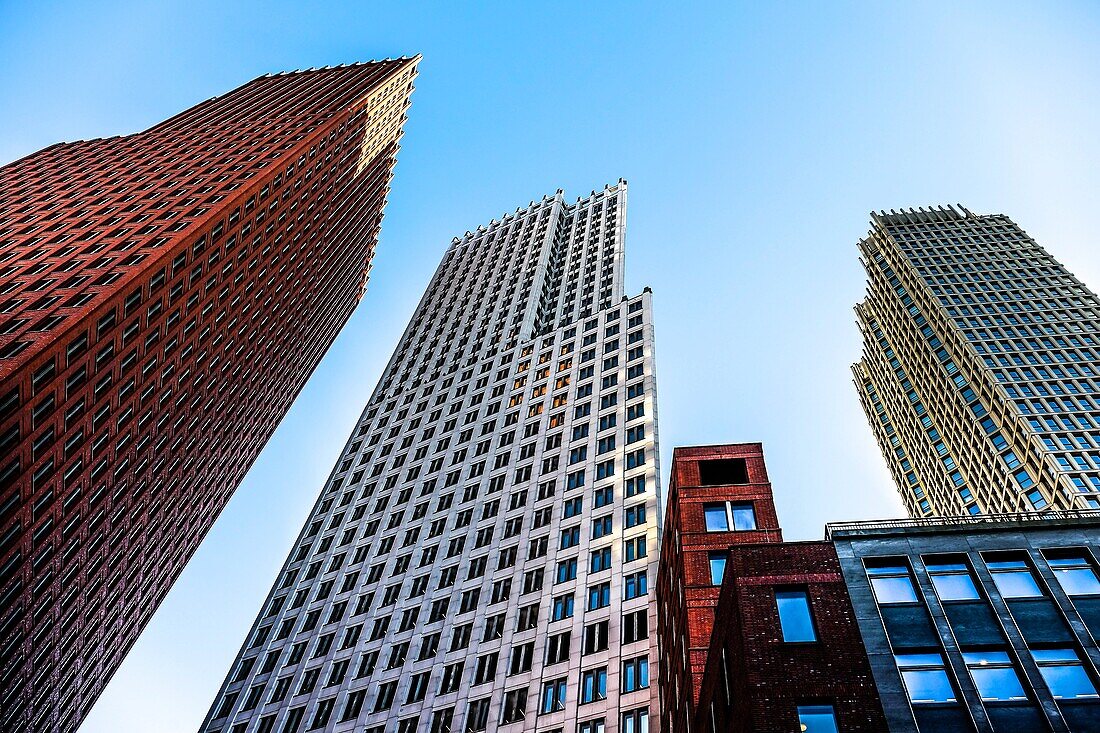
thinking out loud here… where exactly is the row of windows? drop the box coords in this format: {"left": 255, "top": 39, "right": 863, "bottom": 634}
{"left": 867, "top": 550, "right": 1100, "bottom": 604}
{"left": 865, "top": 551, "right": 1100, "bottom": 706}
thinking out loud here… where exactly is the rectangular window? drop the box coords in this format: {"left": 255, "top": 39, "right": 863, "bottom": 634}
{"left": 624, "top": 571, "right": 647, "bottom": 599}
{"left": 467, "top": 698, "right": 491, "bottom": 732}
{"left": 557, "top": 559, "right": 578, "bottom": 583}
{"left": 579, "top": 719, "right": 606, "bottom": 733}
{"left": 1045, "top": 552, "right": 1100, "bottom": 596}
{"left": 622, "top": 656, "right": 649, "bottom": 692}
{"left": 776, "top": 589, "right": 817, "bottom": 642}
{"left": 546, "top": 632, "right": 571, "bottom": 665}
{"left": 1033, "top": 648, "right": 1098, "bottom": 699}
{"left": 622, "top": 609, "right": 649, "bottom": 643}
{"left": 896, "top": 653, "right": 956, "bottom": 703}
{"left": 500, "top": 689, "right": 528, "bottom": 725}
{"left": 621, "top": 708, "right": 648, "bottom": 733}
{"left": 588, "top": 582, "right": 611, "bottom": 610}
{"left": 590, "top": 547, "right": 612, "bottom": 573}
{"left": 866, "top": 563, "right": 919, "bottom": 604}
{"left": 925, "top": 557, "right": 980, "bottom": 601}
{"left": 541, "top": 679, "right": 567, "bottom": 713}
{"left": 553, "top": 593, "right": 575, "bottom": 620}
{"left": 796, "top": 705, "right": 838, "bottom": 733}
{"left": 985, "top": 554, "right": 1043, "bottom": 598}
{"left": 624, "top": 536, "right": 646, "bottom": 562}
{"left": 581, "top": 667, "right": 607, "bottom": 703}
{"left": 962, "top": 650, "right": 1027, "bottom": 701}
{"left": 703, "top": 501, "right": 756, "bottom": 531}
{"left": 583, "top": 621, "right": 609, "bottom": 654}
{"left": 709, "top": 552, "right": 727, "bottom": 586}
{"left": 698, "top": 457, "right": 748, "bottom": 485}
{"left": 508, "top": 642, "right": 534, "bottom": 675}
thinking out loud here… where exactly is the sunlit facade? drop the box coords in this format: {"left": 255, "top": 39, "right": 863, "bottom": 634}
{"left": 203, "top": 182, "right": 661, "bottom": 733}
{"left": 853, "top": 206, "right": 1100, "bottom": 517}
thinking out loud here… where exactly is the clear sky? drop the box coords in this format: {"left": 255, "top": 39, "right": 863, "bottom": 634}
{"left": 3, "top": 1, "right": 1100, "bottom": 730}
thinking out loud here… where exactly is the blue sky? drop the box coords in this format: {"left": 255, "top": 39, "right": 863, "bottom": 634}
{"left": 3, "top": 1, "right": 1100, "bottom": 730}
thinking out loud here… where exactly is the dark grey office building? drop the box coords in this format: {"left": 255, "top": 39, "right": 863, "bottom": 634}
{"left": 828, "top": 511, "right": 1100, "bottom": 732}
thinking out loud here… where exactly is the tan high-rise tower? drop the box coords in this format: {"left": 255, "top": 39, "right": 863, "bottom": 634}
{"left": 853, "top": 206, "right": 1100, "bottom": 518}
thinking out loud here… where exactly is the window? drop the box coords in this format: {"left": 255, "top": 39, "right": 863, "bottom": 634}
{"left": 547, "top": 632, "right": 571, "bottom": 664}
{"left": 622, "top": 609, "right": 648, "bottom": 643}
{"left": 590, "top": 547, "right": 612, "bottom": 573}
{"left": 473, "top": 652, "right": 498, "bottom": 684}
{"left": 986, "top": 555, "right": 1043, "bottom": 598}
{"left": 962, "top": 650, "right": 1027, "bottom": 701}
{"left": 796, "top": 705, "right": 838, "bottom": 733}
{"left": 579, "top": 718, "right": 606, "bottom": 733}
{"left": 698, "top": 458, "right": 748, "bottom": 485}
{"left": 776, "top": 589, "right": 817, "bottom": 642}
{"left": 592, "top": 515, "right": 613, "bottom": 538}
{"left": 561, "top": 526, "right": 581, "bottom": 549}
{"left": 624, "top": 504, "right": 646, "bottom": 528}
{"left": 621, "top": 708, "right": 648, "bottom": 733}
{"left": 925, "top": 558, "right": 980, "bottom": 601}
{"left": 467, "top": 698, "right": 491, "bottom": 732}
{"left": 708, "top": 552, "right": 727, "bottom": 586}
{"left": 557, "top": 559, "right": 578, "bottom": 583}
{"left": 624, "top": 571, "right": 647, "bottom": 599}
{"left": 407, "top": 672, "right": 431, "bottom": 703}
{"left": 588, "top": 582, "right": 611, "bottom": 610}
{"left": 703, "top": 503, "right": 728, "bottom": 531}
{"left": 624, "top": 536, "right": 647, "bottom": 562}
{"left": 430, "top": 708, "right": 454, "bottom": 733}
{"left": 1033, "top": 648, "right": 1098, "bottom": 699}
{"left": 517, "top": 603, "right": 539, "bottom": 630}
{"left": 703, "top": 501, "right": 756, "bottom": 532}
{"left": 622, "top": 656, "right": 649, "bottom": 692}
{"left": 553, "top": 593, "right": 575, "bottom": 620}
{"left": 500, "top": 688, "right": 528, "bottom": 724}
{"left": 584, "top": 621, "right": 609, "bottom": 654}
{"left": 373, "top": 681, "right": 398, "bottom": 712}
{"left": 564, "top": 496, "right": 583, "bottom": 517}
{"left": 866, "top": 563, "right": 919, "bottom": 604}
{"left": 896, "top": 653, "right": 956, "bottom": 703}
{"left": 440, "top": 662, "right": 464, "bottom": 693}
{"left": 581, "top": 667, "right": 608, "bottom": 703}
{"left": 541, "top": 678, "right": 568, "bottom": 713}
{"left": 509, "top": 642, "right": 534, "bottom": 675}
{"left": 1046, "top": 553, "right": 1100, "bottom": 596}
{"left": 594, "top": 485, "right": 613, "bottom": 506}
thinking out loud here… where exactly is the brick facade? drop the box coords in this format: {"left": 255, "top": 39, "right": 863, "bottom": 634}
{"left": 657, "top": 443, "right": 886, "bottom": 733}
{"left": 0, "top": 59, "right": 418, "bottom": 732}
{"left": 695, "top": 541, "right": 887, "bottom": 732}
{"left": 656, "top": 444, "right": 780, "bottom": 733}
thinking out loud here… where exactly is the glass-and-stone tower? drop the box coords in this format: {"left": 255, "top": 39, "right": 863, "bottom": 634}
{"left": 203, "top": 181, "right": 661, "bottom": 733}
{"left": 853, "top": 205, "right": 1100, "bottom": 518}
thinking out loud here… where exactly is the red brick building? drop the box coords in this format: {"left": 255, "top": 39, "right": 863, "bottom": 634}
{"left": 0, "top": 59, "right": 418, "bottom": 732}
{"left": 656, "top": 444, "right": 782, "bottom": 733}
{"left": 657, "top": 444, "right": 886, "bottom": 733}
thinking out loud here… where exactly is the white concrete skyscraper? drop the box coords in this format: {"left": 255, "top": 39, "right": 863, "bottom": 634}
{"left": 203, "top": 181, "right": 661, "bottom": 733}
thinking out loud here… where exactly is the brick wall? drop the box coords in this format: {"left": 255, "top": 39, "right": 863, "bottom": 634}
{"left": 695, "top": 541, "right": 887, "bottom": 732}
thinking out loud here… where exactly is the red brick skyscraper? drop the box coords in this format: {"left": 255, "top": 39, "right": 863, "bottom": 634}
{"left": 0, "top": 58, "right": 419, "bottom": 732}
